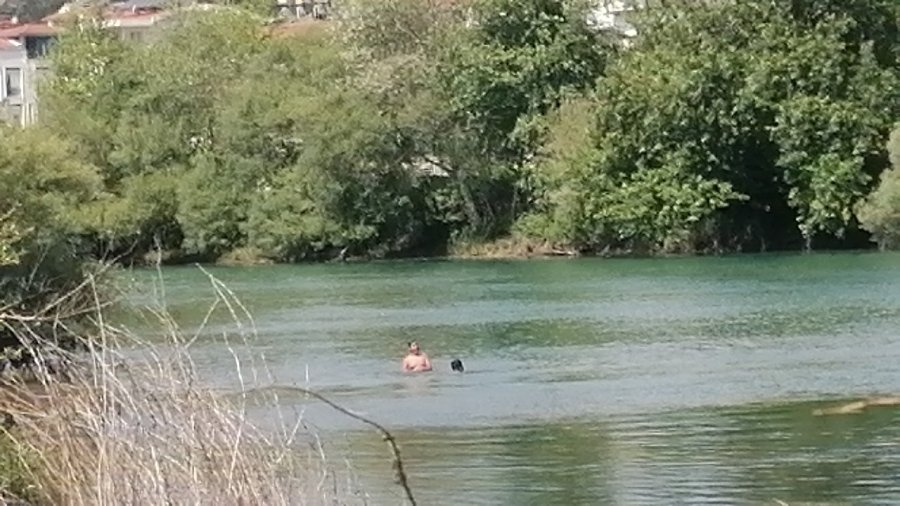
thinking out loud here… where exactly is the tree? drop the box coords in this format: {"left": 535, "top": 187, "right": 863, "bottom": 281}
{"left": 0, "top": 126, "right": 100, "bottom": 263}
{"left": 341, "top": 0, "right": 613, "bottom": 241}
{"left": 175, "top": 32, "right": 344, "bottom": 259}
{"left": 40, "top": 19, "right": 131, "bottom": 170}
{"left": 522, "top": 0, "right": 899, "bottom": 253}
{"left": 858, "top": 127, "right": 900, "bottom": 249}
{"left": 42, "top": 8, "right": 270, "bottom": 260}
{"left": 244, "top": 82, "right": 427, "bottom": 261}
{"left": 34, "top": 0, "right": 899, "bottom": 262}
{"left": 0, "top": 126, "right": 102, "bottom": 348}
{"left": 430, "top": 0, "right": 613, "bottom": 237}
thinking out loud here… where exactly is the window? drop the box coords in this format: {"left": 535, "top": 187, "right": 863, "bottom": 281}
{"left": 25, "top": 36, "right": 54, "bottom": 59}
{"left": 5, "top": 68, "right": 21, "bottom": 98}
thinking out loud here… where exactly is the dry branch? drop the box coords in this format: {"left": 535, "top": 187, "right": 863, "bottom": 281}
{"left": 0, "top": 268, "right": 416, "bottom": 505}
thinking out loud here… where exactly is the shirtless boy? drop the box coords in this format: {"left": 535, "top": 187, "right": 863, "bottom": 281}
{"left": 402, "top": 341, "right": 432, "bottom": 372}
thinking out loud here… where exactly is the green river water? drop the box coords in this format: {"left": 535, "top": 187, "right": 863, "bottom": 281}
{"left": 124, "top": 252, "right": 900, "bottom": 505}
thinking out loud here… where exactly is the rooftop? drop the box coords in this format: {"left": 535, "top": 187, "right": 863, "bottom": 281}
{"left": 0, "top": 21, "right": 59, "bottom": 38}
{"left": 0, "top": 16, "right": 19, "bottom": 30}
{"left": 1, "top": 2, "right": 239, "bottom": 40}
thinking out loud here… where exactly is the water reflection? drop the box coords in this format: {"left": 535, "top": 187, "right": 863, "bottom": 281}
{"left": 716, "top": 402, "right": 900, "bottom": 504}
{"left": 343, "top": 402, "right": 900, "bottom": 505}
{"left": 345, "top": 422, "right": 617, "bottom": 506}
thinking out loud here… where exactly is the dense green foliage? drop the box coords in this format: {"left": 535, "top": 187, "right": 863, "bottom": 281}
{"left": 858, "top": 127, "right": 900, "bottom": 249}
{"left": 11, "top": 0, "right": 900, "bottom": 263}
{"left": 0, "top": 127, "right": 98, "bottom": 265}
{"left": 0, "top": 125, "right": 102, "bottom": 348}
{"left": 523, "top": 0, "right": 899, "bottom": 252}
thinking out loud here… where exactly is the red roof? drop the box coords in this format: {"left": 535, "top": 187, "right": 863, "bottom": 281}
{"left": 0, "top": 22, "right": 61, "bottom": 39}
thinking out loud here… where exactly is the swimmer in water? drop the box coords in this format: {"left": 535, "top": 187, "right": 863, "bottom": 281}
{"left": 402, "top": 341, "right": 432, "bottom": 372}
{"left": 450, "top": 358, "right": 464, "bottom": 372}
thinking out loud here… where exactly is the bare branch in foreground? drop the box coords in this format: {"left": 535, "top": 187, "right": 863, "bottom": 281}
{"left": 238, "top": 385, "right": 418, "bottom": 506}
{"left": 0, "top": 268, "right": 388, "bottom": 505}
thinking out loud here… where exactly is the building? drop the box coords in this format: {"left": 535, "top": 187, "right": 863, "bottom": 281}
{"left": 0, "top": 14, "right": 18, "bottom": 29}
{"left": 0, "top": 20, "right": 56, "bottom": 126}
{"left": 587, "top": 0, "right": 643, "bottom": 41}
{"left": 103, "top": 9, "right": 171, "bottom": 43}
{"left": 274, "top": 0, "right": 331, "bottom": 21}
{"left": 0, "top": 37, "right": 26, "bottom": 125}
{"left": 52, "top": 0, "right": 172, "bottom": 43}
{"left": 0, "top": 0, "right": 177, "bottom": 126}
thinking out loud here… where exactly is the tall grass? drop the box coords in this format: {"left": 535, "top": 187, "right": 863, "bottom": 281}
{"left": 0, "top": 270, "right": 377, "bottom": 506}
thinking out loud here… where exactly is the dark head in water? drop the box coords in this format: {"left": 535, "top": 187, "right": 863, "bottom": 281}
{"left": 450, "top": 358, "right": 464, "bottom": 372}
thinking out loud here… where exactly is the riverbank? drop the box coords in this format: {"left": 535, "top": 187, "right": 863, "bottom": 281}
{"left": 141, "top": 237, "right": 888, "bottom": 267}
{"left": 6, "top": 0, "right": 897, "bottom": 290}
{"left": 110, "top": 221, "right": 891, "bottom": 268}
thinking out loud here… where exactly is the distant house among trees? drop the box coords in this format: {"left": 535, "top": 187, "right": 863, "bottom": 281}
{"left": 0, "top": 0, "right": 223, "bottom": 126}
{"left": 587, "top": 0, "right": 640, "bottom": 40}
{"left": 273, "top": 0, "right": 331, "bottom": 20}
{"left": 0, "top": 19, "right": 54, "bottom": 126}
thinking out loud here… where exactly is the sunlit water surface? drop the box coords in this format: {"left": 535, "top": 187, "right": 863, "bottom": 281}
{"left": 121, "top": 253, "right": 900, "bottom": 505}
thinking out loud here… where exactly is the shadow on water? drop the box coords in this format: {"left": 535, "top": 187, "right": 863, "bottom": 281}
{"left": 344, "top": 421, "right": 618, "bottom": 506}
{"left": 718, "top": 401, "right": 900, "bottom": 504}
{"left": 343, "top": 401, "right": 900, "bottom": 505}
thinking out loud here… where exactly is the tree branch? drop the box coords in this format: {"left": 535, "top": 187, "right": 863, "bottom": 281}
{"left": 238, "top": 385, "right": 418, "bottom": 506}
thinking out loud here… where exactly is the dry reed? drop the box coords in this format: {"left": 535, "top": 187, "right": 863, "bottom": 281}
{"left": 0, "top": 267, "right": 398, "bottom": 506}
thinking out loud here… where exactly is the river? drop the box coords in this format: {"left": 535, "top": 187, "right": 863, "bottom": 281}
{"left": 123, "top": 252, "right": 900, "bottom": 505}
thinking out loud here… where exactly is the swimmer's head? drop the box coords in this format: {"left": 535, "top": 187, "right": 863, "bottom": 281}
{"left": 450, "top": 358, "right": 464, "bottom": 372}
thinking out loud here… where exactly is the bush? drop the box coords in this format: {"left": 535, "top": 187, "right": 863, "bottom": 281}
{"left": 522, "top": 1, "right": 899, "bottom": 252}
{"left": 858, "top": 127, "right": 900, "bottom": 249}
{"left": 0, "top": 126, "right": 103, "bottom": 350}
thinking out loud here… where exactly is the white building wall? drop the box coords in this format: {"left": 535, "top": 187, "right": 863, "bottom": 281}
{"left": 0, "top": 41, "right": 28, "bottom": 126}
